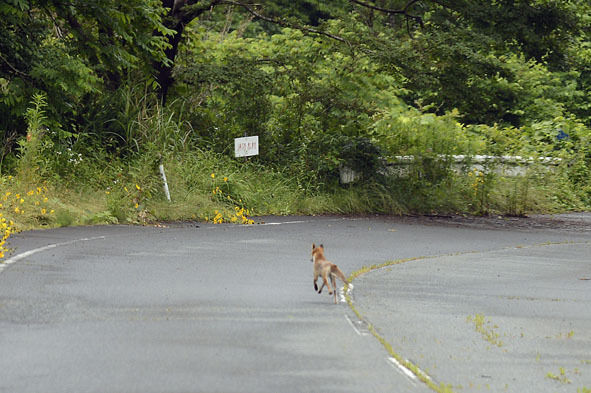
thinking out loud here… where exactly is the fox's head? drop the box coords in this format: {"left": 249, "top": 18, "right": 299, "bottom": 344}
{"left": 311, "top": 243, "right": 324, "bottom": 262}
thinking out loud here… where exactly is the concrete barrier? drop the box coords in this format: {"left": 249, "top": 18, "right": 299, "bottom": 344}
{"left": 340, "top": 155, "right": 562, "bottom": 184}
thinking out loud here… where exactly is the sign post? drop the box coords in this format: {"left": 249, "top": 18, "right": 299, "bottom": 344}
{"left": 234, "top": 136, "right": 259, "bottom": 158}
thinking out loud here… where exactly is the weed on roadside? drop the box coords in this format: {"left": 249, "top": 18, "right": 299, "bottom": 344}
{"left": 0, "top": 175, "right": 59, "bottom": 260}
{"left": 0, "top": 212, "right": 14, "bottom": 260}
{"left": 546, "top": 367, "right": 572, "bottom": 384}
{"left": 466, "top": 314, "right": 504, "bottom": 348}
{"left": 206, "top": 173, "right": 254, "bottom": 224}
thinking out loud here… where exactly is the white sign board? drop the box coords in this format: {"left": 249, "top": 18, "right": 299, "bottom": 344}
{"left": 234, "top": 136, "right": 259, "bottom": 157}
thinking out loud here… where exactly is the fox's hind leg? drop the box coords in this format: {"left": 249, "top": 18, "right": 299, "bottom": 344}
{"left": 331, "top": 274, "right": 337, "bottom": 303}
{"left": 323, "top": 273, "right": 334, "bottom": 295}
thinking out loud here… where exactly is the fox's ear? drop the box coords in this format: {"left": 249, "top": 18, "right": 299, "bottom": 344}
{"left": 320, "top": 244, "right": 324, "bottom": 249}
{"left": 312, "top": 243, "right": 316, "bottom": 249}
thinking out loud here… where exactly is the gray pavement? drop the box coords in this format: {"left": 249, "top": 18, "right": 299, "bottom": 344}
{"left": 0, "top": 215, "right": 589, "bottom": 392}
{"left": 353, "top": 242, "right": 591, "bottom": 392}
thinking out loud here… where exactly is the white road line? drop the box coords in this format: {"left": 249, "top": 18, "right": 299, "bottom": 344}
{"left": 338, "top": 286, "right": 347, "bottom": 303}
{"left": 204, "top": 220, "right": 308, "bottom": 229}
{"left": 255, "top": 220, "right": 307, "bottom": 226}
{"left": 387, "top": 357, "right": 418, "bottom": 385}
{"left": 0, "top": 236, "right": 106, "bottom": 273}
{"left": 207, "top": 217, "right": 363, "bottom": 228}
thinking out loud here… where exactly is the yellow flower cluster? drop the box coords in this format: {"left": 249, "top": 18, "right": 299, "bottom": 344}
{"left": 0, "top": 213, "right": 14, "bottom": 260}
{"left": 1, "top": 184, "right": 54, "bottom": 218}
{"left": 468, "top": 168, "right": 485, "bottom": 195}
{"left": 207, "top": 173, "right": 255, "bottom": 225}
{"left": 232, "top": 206, "right": 255, "bottom": 225}
{"left": 207, "top": 207, "right": 255, "bottom": 225}
{"left": 0, "top": 177, "right": 57, "bottom": 259}
{"left": 211, "top": 210, "right": 224, "bottom": 224}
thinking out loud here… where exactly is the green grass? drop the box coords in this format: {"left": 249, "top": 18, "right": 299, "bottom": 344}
{"left": 1, "top": 145, "right": 590, "bottom": 264}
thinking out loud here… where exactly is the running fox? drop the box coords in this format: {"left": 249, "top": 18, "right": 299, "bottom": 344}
{"left": 311, "top": 243, "right": 348, "bottom": 304}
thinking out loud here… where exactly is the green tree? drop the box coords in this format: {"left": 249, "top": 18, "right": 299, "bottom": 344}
{"left": 0, "top": 0, "right": 173, "bottom": 149}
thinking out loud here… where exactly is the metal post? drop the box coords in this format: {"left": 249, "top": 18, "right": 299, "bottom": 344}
{"left": 159, "top": 163, "right": 171, "bottom": 202}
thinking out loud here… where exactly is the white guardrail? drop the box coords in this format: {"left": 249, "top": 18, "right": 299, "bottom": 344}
{"left": 339, "top": 155, "right": 562, "bottom": 184}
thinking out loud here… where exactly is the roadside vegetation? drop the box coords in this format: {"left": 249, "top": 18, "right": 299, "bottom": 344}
{"left": 1, "top": 1, "right": 591, "bottom": 258}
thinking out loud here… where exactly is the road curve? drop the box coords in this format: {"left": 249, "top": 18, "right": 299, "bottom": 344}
{"left": 0, "top": 216, "right": 589, "bottom": 393}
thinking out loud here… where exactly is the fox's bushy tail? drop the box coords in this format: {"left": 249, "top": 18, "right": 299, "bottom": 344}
{"left": 331, "top": 265, "right": 348, "bottom": 284}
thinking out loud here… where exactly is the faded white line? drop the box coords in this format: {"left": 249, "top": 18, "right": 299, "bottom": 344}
{"left": 344, "top": 314, "right": 368, "bottom": 336}
{"left": 0, "top": 236, "right": 106, "bottom": 273}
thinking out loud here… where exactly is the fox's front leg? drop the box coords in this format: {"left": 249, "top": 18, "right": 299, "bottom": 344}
{"left": 313, "top": 271, "right": 319, "bottom": 292}
{"left": 317, "top": 278, "right": 325, "bottom": 293}
{"left": 320, "top": 274, "right": 333, "bottom": 295}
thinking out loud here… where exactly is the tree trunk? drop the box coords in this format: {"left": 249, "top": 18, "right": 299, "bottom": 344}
{"left": 155, "top": 0, "right": 222, "bottom": 105}
{"left": 155, "top": 20, "right": 185, "bottom": 106}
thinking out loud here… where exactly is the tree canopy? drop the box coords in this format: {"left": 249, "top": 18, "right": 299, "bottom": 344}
{"left": 1, "top": 0, "right": 590, "bottom": 157}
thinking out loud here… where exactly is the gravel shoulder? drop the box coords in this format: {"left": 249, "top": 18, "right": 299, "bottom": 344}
{"left": 398, "top": 212, "right": 591, "bottom": 232}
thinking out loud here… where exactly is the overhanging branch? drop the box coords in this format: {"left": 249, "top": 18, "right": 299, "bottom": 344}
{"left": 220, "top": 1, "right": 349, "bottom": 43}
{"left": 180, "top": 0, "right": 223, "bottom": 25}
{"left": 349, "top": 0, "right": 424, "bottom": 27}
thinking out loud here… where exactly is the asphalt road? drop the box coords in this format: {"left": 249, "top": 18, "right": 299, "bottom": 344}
{"left": 0, "top": 215, "right": 589, "bottom": 393}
